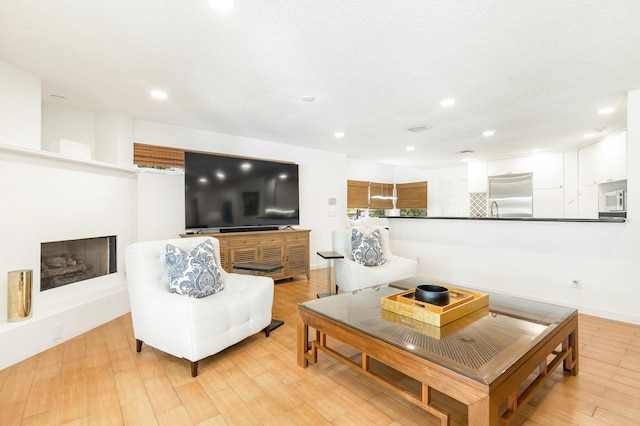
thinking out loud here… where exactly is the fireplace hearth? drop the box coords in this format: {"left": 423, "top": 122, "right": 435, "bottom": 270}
{"left": 40, "top": 236, "right": 117, "bottom": 291}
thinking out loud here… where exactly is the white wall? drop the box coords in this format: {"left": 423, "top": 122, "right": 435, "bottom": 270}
{"left": 41, "top": 103, "right": 96, "bottom": 155}
{"left": 389, "top": 90, "right": 640, "bottom": 325}
{"left": 134, "top": 119, "right": 348, "bottom": 268}
{"left": 0, "top": 59, "right": 41, "bottom": 149}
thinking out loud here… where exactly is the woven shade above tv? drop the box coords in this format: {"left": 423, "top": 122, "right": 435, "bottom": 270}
{"left": 133, "top": 143, "right": 184, "bottom": 168}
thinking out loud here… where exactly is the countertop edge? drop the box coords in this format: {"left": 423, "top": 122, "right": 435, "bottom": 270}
{"left": 384, "top": 216, "right": 626, "bottom": 223}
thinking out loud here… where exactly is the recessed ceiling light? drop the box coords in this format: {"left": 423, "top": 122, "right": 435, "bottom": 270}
{"left": 456, "top": 149, "right": 475, "bottom": 154}
{"left": 598, "top": 107, "right": 615, "bottom": 115}
{"left": 482, "top": 130, "right": 495, "bottom": 137}
{"left": 240, "top": 162, "right": 251, "bottom": 170}
{"left": 150, "top": 90, "right": 168, "bottom": 100}
{"left": 406, "top": 146, "right": 415, "bottom": 152}
{"left": 301, "top": 96, "right": 315, "bottom": 102}
{"left": 440, "top": 98, "right": 455, "bottom": 108}
{"left": 334, "top": 132, "right": 345, "bottom": 138}
{"left": 209, "top": 0, "right": 234, "bottom": 11}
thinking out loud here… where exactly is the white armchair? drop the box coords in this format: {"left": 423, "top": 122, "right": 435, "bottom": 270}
{"left": 124, "top": 237, "right": 274, "bottom": 377}
{"left": 332, "top": 227, "right": 417, "bottom": 292}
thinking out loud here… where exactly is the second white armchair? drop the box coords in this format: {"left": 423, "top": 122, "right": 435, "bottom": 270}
{"left": 332, "top": 227, "right": 417, "bottom": 292}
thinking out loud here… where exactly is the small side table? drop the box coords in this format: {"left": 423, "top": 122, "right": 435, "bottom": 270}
{"left": 316, "top": 251, "right": 344, "bottom": 298}
{"left": 232, "top": 262, "right": 284, "bottom": 335}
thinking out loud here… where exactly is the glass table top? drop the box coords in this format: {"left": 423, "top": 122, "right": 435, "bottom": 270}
{"left": 299, "top": 279, "right": 577, "bottom": 385}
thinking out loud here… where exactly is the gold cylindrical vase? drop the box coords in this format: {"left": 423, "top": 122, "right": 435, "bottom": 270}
{"left": 8, "top": 269, "right": 32, "bottom": 322}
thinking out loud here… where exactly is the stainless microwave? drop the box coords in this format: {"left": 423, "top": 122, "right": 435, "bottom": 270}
{"left": 604, "top": 190, "right": 626, "bottom": 211}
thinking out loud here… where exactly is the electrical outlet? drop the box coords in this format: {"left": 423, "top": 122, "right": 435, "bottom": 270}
{"left": 52, "top": 324, "right": 62, "bottom": 341}
{"left": 572, "top": 279, "right": 582, "bottom": 289}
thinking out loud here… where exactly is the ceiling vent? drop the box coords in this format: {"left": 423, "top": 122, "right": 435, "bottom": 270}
{"left": 405, "top": 124, "right": 431, "bottom": 133}
{"left": 456, "top": 149, "right": 475, "bottom": 154}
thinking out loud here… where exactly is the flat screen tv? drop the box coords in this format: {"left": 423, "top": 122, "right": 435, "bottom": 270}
{"left": 184, "top": 152, "right": 300, "bottom": 231}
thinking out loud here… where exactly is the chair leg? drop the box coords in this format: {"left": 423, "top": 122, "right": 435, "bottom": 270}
{"left": 136, "top": 339, "right": 143, "bottom": 352}
{"left": 191, "top": 361, "right": 199, "bottom": 377}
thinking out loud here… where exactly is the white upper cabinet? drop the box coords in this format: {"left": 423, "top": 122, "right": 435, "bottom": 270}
{"left": 579, "top": 131, "right": 626, "bottom": 187}
{"left": 487, "top": 156, "right": 534, "bottom": 177}
{"left": 532, "top": 152, "right": 564, "bottom": 189}
{"left": 596, "top": 131, "right": 627, "bottom": 183}
{"left": 487, "top": 153, "right": 563, "bottom": 190}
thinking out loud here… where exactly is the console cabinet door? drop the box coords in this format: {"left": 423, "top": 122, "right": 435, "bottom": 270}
{"left": 260, "top": 244, "right": 285, "bottom": 280}
{"left": 286, "top": 242, "right": 309, "bottom": 279}
{"left": 229, "top": 246, "right": 259, "bottom": 266}
{"left": 285, "top": 231, "right": 310, "bottom": 279}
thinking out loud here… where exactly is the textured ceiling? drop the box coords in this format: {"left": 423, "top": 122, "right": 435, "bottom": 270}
{"left": 1, "top": 1, "right": 640, "bottom": 168}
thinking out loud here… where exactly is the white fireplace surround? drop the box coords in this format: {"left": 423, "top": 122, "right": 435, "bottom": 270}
{"left": 0, "top": 145, "right": 135, "bottom": 370}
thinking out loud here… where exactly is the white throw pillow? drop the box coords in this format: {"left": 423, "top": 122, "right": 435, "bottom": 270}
{"left": 351, "top": 228, "right": 387, "bottom": 267}
{"left": 165, "top": 239, "right": 225, "bottom": 298}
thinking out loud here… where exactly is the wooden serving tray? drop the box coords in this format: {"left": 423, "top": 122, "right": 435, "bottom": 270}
{"left": 381, "top": 285, "right": 489, "bottom": 327}
{"left": 380, "top": 305, "right": 490, "bottom": 339}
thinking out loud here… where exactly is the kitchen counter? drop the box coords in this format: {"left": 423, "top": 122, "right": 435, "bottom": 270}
{"left": 385, "top": 216, "right": 626, "bottom": 223}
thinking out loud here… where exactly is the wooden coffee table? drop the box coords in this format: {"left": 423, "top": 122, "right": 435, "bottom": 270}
{"left": 297, "top": 282, "right": 578, "bottom": 425}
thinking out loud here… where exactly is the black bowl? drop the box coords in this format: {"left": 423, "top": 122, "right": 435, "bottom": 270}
{"left": 415, "top": 284, "right": 450, "bottom": 306}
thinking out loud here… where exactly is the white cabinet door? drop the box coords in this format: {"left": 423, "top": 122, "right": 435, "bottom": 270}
{"left": 563, "top": 151, "right": 579, "bottom": 218}
{"left": 597, "top": 131, "right": 626, "bottom": 183}
{"left": 488, "top": 156, "right": 534, "bottom": 177}
{"left": 467, "top": 161, "right": 487, "bottom": 192}
{"left": 578, "top": 143, "right": 598, "bottom": 187}
{"left": 532, "top": 152, "right": 564, "bottom": 189}
{"left": 578, "top": 184, "right": 599, "bottom": 219}
{"left": 533, "top": 188, "right": 565, "bottom": 218}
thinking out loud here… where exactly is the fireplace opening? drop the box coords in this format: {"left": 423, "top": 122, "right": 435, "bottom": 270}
{"left": 40, "top": 235, "right": 117, "bottom": 291}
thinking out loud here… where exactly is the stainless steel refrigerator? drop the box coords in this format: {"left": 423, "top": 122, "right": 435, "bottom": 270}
{"left": 488, "top": 172, "right": 533, "bottom": 217}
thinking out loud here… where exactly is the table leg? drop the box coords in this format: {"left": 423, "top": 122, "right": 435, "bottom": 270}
{"left": 297, "top": 314, "right": 309, "bottom": 368}
{"left": 467, "top": 396, "right": 497, "bottom": 426}
{"left": 564, "top": 327, "right": 579, "bottom": 375}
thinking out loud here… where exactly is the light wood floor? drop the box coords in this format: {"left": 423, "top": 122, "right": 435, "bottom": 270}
{"left": 1, "top": 270, "right": 639, "bottom": 425}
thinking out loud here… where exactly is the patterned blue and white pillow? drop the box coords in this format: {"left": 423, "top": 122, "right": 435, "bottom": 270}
{"left": 165, "top": 239, "right": 224, "bottom": 298}
{"left": 351, "top": 228, "right": 387, "bottom": 267}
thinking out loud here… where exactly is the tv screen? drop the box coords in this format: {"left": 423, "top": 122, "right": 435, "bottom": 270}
{"left": 185, "top": 152, "right": 300, "bottom": 231}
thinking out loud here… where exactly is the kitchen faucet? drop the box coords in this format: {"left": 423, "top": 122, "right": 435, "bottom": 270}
{"left": 490, "top": 201, "right": 499, "bottom": 218}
